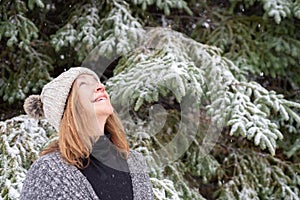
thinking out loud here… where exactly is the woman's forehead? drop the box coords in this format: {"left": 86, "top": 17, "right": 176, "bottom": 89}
{"left": 77, "top": 74, "right": 99, "bottom": 82}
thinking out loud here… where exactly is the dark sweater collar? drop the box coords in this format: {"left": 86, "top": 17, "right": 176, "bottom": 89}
{"left": 91, "top": 132, "right": 129, "bottom": 172}
{"left": 104, "top": 131, "right": 111, "bottom": 139}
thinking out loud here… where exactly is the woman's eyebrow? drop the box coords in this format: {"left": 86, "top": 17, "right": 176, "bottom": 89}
{"left": 94, "top": 77, "right": 99, "bottom": 82}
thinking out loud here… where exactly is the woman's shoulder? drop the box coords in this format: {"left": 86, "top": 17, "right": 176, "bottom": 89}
{"left": 129, "top": 149, "right": 144, "bottom": 161}
{"left": 27, "top": 152, "right": 73, "bottom": 176}
{"left": 33, "top": 151, "right": 61, "bottom": 162}
{"left": 31, "top": 152, "right": 63, "bottom": 166}
{"left": 21, "top": 152, "right": 99, "bottom": 200}
{"left": 127, "top": 150, "right": 154, "bottom": 199}
{"left": 127, "top": 149, "right": 149, "bottom": 173}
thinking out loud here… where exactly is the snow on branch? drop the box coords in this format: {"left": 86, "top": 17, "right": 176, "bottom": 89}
{"left": 107, "top": 48, "right": 204, "bottom": 111}
{"left": 50, "top": 3, "right": 101, "bottom": 61}
{"left": 130, "top": 0, "right": 192, "bottom": 16}
{"left": 0, "top": 116, "right": 55, "bottom": 199}
{"left": 219, "top": 150, "right": 300, "bottom": 199}
{"left": 106, "top": 27, "right": 300, "bottom": 156}
{"left": 262, "top": 0, "right": 293, "bottom": 24}
{"left": 151, "top": 178, "right": 181, "bottom": 200}
{"left": 0, "top": 14, "right": 39, "bottom": 47}
{"left": 96, "top": 0, "right": 145, "bottom": 57}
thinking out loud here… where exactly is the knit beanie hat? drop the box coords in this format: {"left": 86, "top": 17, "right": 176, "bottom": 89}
{"left": 23, "top": 67, "right": 99, "bottom": 131}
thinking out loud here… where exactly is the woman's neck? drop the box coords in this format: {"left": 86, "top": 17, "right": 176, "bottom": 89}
{"left": 97, "top": 116, "right": 108, "bottom": 136}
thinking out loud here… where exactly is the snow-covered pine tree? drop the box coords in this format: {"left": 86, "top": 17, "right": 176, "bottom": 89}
{"left": 0, "top": 116, "right": 55, "bottom": 199}
{"left": 1, "top": 0, "right": 300, "bottom": 199}
{"left": 192, "top": 1, "right": 300, "bottom": 86}
{"left": 105, "top": 27, "right": 300, "bottom": 199}
{"left": 1, "top": 0, "right": 299, "bottom": 105}
{"left": 0, "top": 0, "right": 52, "bottom": 106}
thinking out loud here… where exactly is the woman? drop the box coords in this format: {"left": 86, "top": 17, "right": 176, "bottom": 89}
{"left": 21, "top": 67, "right": 153, "bottom": 200}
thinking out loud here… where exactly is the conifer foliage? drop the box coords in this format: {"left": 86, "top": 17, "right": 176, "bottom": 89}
{"left": 0, "top": 116, "right": 55, "bottom": 199}
{"left": 1, "top": 0, "right": 300, "bottom": 199}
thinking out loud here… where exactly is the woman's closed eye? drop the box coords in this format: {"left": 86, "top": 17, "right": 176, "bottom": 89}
{"left": 77, "top": 75, "right": 99, "bottom": 87}
{"left": 79, "top": 81, "right": 87, "bottom": 87}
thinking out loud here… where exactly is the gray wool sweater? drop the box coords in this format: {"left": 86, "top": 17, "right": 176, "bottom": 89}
{"left": 20, "top": 151, "right": 154, "bottom": 200}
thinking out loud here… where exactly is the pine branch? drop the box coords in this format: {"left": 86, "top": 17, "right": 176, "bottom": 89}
{"left": 130, "top": 0, "right": 192, "bottom": 16}
{"left": 95, "top": 0, "right": 145, "bottom": 57}
{"left": 107, "top": 27, "right": 300, "bottom": 156}
{"left": 50, "top": 3, "right": 102, "bottom": 61}
{"left": 0, "top": 116, "right": 56, "bottom": 199}
{"left": 219, "top": 150, "right": 300, "bottom": 199}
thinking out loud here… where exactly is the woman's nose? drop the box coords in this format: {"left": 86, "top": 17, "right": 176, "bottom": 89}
{"left": 95, "top": 83, "right": 105, "bottom": 92}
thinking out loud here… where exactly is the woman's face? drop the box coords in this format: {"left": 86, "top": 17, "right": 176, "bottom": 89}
{"left": 75, "top": 74, "right": 113, "bottom": 120}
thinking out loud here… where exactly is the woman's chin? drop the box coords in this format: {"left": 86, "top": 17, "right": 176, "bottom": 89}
{"left": 94, "top": 108, "right": 114, "bottom": 118}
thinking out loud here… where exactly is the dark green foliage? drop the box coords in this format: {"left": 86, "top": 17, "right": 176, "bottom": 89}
{"left": 0, "top": 0, "right": 53, "bottom": 106}
{"left": 1, "top": 0, "right": 300, "bottom": 199}
{"left": 189, "top": 1, "right": 300, "bottom": 90}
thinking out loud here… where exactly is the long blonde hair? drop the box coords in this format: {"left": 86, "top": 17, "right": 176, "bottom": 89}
{"left": 41, "top": 81, "right": 130, "bottom": 169}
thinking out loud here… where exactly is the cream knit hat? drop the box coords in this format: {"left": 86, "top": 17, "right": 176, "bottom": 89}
{"left": 24, "top": 67, "right": 99, "bottom": 131}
